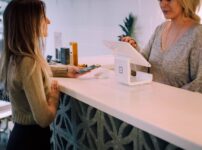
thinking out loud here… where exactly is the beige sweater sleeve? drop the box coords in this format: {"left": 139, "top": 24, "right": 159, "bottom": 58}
{"left": 50, "top": 65, "right": 68, "bottom": 77}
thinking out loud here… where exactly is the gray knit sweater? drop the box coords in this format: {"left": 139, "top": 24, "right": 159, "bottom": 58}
{"left": 141, "top": 22, "right": 202, "bottom": 93}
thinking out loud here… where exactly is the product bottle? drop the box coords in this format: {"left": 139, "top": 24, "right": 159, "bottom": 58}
{"left": 55, "top": 48, "right": 61, "bottom": 62}
{"left": 60, "top": 47, "right": 70, "bottom": 64}
{"left": 70, "top": 42, "right": 78, "bottom": 66}
{"left": 69, "top": 52, "right": 73, "bottom": 65}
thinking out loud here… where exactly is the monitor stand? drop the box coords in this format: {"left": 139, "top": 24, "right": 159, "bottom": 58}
{"left": 114, "top": 56, "right": 152, "bottom": 85}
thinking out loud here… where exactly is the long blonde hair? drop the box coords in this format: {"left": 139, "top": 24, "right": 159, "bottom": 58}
{"left": 178, "top": 0, "right": 201, "bottom": 23}
{"left": 0, "top": 0, "right": 52, "bottom": 92}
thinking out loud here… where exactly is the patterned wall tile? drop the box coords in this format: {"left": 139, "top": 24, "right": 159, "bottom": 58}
{"left": 51, "top": 93, "right": 183, "bottom": 150}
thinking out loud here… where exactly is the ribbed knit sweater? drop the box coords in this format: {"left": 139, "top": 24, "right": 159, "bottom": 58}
{"left": 8, "top": 57, "right": 67, "bottom": 125}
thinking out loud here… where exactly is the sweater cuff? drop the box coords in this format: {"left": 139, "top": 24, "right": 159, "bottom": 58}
{"left": 51, "top": 66, "right": 68, "bottom": 77}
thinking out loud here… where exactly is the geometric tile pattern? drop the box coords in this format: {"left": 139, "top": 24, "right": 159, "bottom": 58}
{"left": 0, "top": 89, "right": 11, "bottom": 150}
{"left": 51, "top": 93, "right": 183, "bottom": 150}
{"left": 0, "top": 119, "right": 10, "bottom": 150}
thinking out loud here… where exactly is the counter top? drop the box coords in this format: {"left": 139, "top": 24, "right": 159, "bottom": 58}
{"left": 54, "top": 55, "right": 202, "bottom": 150}
{"left": 0, "top": 101, "right": 11, "bottom": 119}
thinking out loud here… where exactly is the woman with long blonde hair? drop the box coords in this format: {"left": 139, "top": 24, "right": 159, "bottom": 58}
{"left": 122, "top": 0, "right": 202, "bottom": 93}
{"left": 0, "top": 0, "right": 78, "bottom": 149}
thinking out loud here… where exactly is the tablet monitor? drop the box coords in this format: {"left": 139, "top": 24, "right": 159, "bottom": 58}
{"left": 103, "top": 40, "right": 151, "bottom": 67}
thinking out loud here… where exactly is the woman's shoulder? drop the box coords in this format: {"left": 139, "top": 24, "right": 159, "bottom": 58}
{"left": 21, "top": 56, "right": 35, "bottom": 64}
{"left": 192, "top": 24, "right": 202, "bottom": 38}
{"left": 154, "top": 21, "right": 169, "bottom": 33}
{"left": 158, "top": 21, "right": 169, "bottom": 28}
{"left": 21, "top": 56, "right": 34, "bottom": 68}
{"left": 188, "top": 24, "right": 202, "bottom": 47}
{"left": 20, "top": 56, "right": 39, "bottom": 73}
{"left": 194, "top": 24, "right": 202, "bottom": 31}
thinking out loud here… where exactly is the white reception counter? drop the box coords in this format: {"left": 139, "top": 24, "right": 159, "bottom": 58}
{"left": 54, "top": 55, "right": 202, "bottom": 150}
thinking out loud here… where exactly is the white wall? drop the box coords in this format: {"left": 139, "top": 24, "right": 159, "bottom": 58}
{"left": 44, "top": 0, "right": 164, "bottom": 57}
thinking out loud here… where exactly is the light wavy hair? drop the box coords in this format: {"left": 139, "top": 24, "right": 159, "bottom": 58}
{"left": 0, "top": 0, "right": 52, "bottom": 92}
{"left": 178, "top": 0, "right": 201, "bottom": 23}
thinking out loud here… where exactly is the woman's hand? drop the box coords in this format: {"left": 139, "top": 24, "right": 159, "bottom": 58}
{"left": 66, "top": 65, "right": 94, "bottom": 78}
{"left": 49, "top": 80, "right": 60, "bottom": 106}
{"left": 66, "top": 65, "right": 80, "bottom": 78}
{"left": 121, "top": 36, "right": 138, "bottom": 49}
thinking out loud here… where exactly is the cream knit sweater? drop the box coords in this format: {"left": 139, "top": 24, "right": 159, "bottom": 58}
{"left": 8, "top": 57, "right": 65, "bottom": 126}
